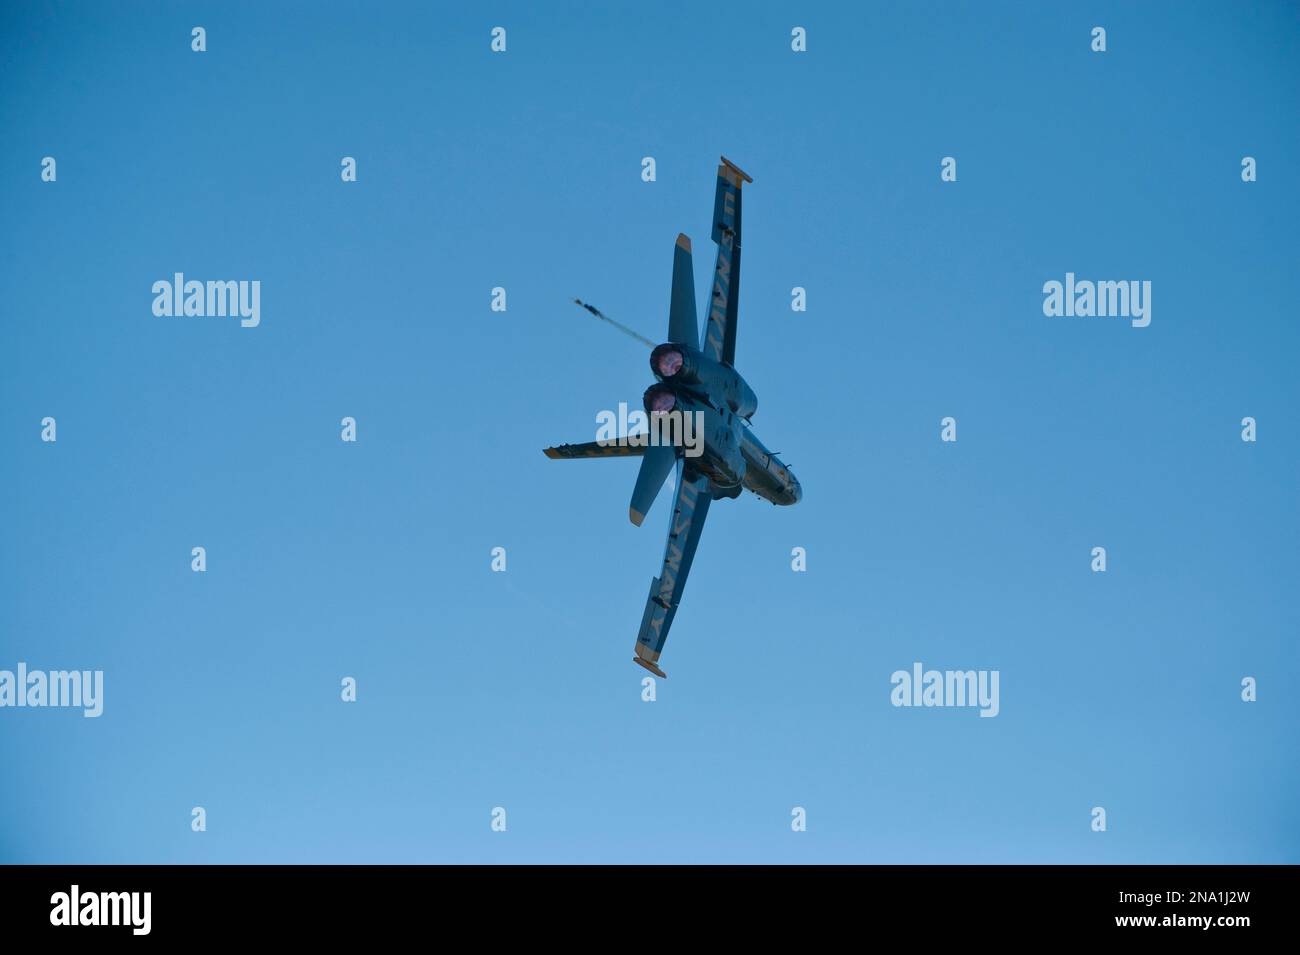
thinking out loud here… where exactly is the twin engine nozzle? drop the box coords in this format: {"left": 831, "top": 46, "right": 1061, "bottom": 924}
{"left": 648, "top": 341, "right": 758, "bottom": 420}
{"left": 642, "top": 381, "right": 678, "bottom": 415}
{"left": 644, "top": 342, "right": 692, "bottom": 415}
{"left": 651, "top": 342, "right": 693, "bottom": 382}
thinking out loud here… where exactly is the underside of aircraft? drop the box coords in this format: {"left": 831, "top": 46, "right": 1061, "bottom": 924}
{"left": 545, "top": 157, "right": 801, "bottom": 678}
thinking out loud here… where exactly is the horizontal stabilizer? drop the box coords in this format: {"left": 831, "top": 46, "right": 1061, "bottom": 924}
{"left": 629, "top": 445, "right": 675, "bottom": 526}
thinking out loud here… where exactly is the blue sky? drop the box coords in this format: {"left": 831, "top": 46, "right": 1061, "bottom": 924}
{"left": 1, "top": 0, "right": 1297, "bottom": 863}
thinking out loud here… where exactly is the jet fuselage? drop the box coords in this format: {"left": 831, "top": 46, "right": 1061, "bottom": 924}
{"left": 644, "top": 341, "right": 801, "bottom": 507}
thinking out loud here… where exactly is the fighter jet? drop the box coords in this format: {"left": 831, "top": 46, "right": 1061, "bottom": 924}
{"left": 544, "top": 157, "right": 802, "bottom": 678}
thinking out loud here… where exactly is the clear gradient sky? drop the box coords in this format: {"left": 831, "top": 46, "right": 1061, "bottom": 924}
{"left": 1, "top": 0, "right": 1297, "bottom": 863}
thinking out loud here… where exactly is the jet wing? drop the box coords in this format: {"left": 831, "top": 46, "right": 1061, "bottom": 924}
{"left": 544, "top": 441, "right": 647, "bottom": 459}
{"left": 632, "top": 464, "right": 712, "bottom": 678}
{"left": 700, "top": 156, "right": 751, "bottom": 367}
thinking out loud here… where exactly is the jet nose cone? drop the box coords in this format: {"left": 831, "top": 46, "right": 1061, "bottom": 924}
{"left": 788, "top": 476, "right": 802, "bottom": 504}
